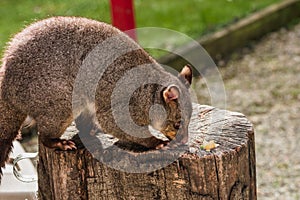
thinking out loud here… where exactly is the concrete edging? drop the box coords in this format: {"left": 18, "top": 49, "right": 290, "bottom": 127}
{"left": 158, "top": 0, "right": 300, "bottom": 71}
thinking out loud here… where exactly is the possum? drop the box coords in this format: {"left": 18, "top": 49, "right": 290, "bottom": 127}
{"left": 0, "top": 16, "right": 192, "bottom": 182}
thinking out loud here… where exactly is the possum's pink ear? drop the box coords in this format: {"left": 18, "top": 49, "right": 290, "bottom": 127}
{"left": 163, "top": 85, "right": 179, "bottom": 103}
{"left": 178, "top": 64, "right": 192, "bottom": 86}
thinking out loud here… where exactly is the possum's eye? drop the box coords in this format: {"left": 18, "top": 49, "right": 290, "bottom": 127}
{"left": 173, "top": 121, "right": 181, "bottom": 130}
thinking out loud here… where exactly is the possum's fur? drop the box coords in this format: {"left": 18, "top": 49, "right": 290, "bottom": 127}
{"left": 0, "top": 17, "right": 192, "bottom": 183}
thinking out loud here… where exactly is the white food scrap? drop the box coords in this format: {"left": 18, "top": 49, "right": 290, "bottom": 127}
{"left": 200, "top": 140, "right": 219, "bottom": 151}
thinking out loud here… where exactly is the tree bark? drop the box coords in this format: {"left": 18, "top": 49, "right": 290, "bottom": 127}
{"left": 38, "top": 104, "right": 256, "bottom": 200}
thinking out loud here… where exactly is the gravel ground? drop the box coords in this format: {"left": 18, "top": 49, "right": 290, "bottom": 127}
{"left": 21, "top": 22, "right": 300, "bottom": 199}
{"left": 195, "top": 23, "right": 300, "bottom": 199}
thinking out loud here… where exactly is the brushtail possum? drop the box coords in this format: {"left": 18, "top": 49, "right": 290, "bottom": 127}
{"left": 0, "top": 17, "right": 192, "bottom": 182}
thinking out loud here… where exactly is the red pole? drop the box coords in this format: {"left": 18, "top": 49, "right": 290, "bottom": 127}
{"left": 110, "top": 0, "right": 137, "bottom": 41}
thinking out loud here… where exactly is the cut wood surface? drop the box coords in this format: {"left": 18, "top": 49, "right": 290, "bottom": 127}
{"left": 38, "top": 104, "right": 256, "bottom": 200}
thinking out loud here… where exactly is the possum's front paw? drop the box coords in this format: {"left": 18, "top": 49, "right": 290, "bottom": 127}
{"left": 155, "top": 141, "right": 169, "bottom": 150}
{"left": 41, "top": 137, "right": 77, "bottom": 150}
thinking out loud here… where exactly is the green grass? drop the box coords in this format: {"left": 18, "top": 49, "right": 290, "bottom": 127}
{"left": 0, "top": 0, "right": 111, "bottom": 52}
{"left": 0, "top": 0, "right": 280, "bottom": 58}
{"left": 135, "top": 0, "right": 281, "bottom": 38}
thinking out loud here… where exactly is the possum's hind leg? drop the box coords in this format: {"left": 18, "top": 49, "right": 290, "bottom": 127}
{"left": 39, "top": 137, "right": 76, "bottom": 150}
{"left": 36, "top": 114, "right": 77, "bottom": 150}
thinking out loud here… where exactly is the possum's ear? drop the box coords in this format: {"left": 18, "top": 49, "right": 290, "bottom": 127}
{"left": 163, "top": 85, "right": 179, "bottom": 103}
{"left": 178, "top": 64, "right": 192, "bottom": 87}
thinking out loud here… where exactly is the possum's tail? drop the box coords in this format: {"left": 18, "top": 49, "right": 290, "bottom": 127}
{"left": 0, "top": 138, "right": 16, "bottom": 183}
{"left": 0, "top": 99, "right": 26, "bottom": 184}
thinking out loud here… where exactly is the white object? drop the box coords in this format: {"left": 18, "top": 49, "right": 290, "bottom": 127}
{"left": 0, "top": 141, "right": 38, "bottom": 200}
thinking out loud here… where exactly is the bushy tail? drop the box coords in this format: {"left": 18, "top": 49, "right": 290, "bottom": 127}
{"left": 0, "top": 100, "right": 26, "bottom": 184}
{"left": 0, "top": 138, "right": 15, "bottom": 183}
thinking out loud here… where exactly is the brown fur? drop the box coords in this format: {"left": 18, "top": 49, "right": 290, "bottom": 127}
{"left": 0, "top": 17, "right": 192, "bottom": 183}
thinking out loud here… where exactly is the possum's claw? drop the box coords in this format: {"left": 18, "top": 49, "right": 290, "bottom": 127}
{"left": 155, "top": 141, "right": 170, "bottom": 150}
{"left": 42, "top": 138, "right": 77, "bottom": 150}
{"left": 155, "top": 139, "right": 187, "bottom": 150}
{"left": 59, "top": 140, "right": 77, "bottom": 150}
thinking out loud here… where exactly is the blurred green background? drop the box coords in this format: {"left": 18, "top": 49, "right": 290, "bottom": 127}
{"left": 0, "top": 0, "right": 280, "bottom": 57}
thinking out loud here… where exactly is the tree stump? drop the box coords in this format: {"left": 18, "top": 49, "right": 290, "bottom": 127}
{"left": 38, "top": 104, "right": 256, "bottom": 200}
